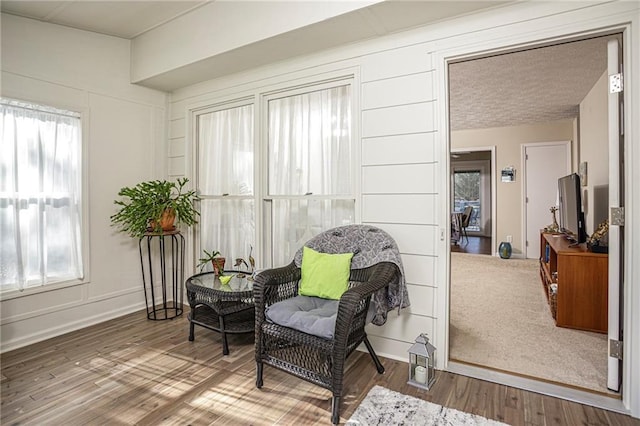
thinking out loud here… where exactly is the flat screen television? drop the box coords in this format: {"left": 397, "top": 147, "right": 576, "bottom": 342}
{"left": 558, "top": 173, "right": 587, "bottom": 244}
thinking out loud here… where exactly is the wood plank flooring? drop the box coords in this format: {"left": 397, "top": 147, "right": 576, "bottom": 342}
{"left": 451, "top": 236, "right": 492, "bottom": 255}
{"left": 1, "top": 309, "right": 637, "bottom": 425}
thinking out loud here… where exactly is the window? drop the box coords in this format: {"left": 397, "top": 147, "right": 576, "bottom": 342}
{"left": 1, "top": 98, "right": 84, "bottom": 292}
{"left": 265, "top": 83, "right": 354, "bottom": 266}
{"left": 453, "top": 169, "right": 481, "bottom": 231}
{"left": 196, "top": 103, "right": 255, "bottom": 265}
{"left": 452, "top": 159, "right": 491, "bottom": 235}
{"left": 195, "top": 79, "right": 355, "bottom": 269}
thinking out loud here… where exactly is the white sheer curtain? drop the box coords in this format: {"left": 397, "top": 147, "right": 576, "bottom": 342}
{"left": 197, "top": 104, "right": 255, "bottom": 269}
{"left": 268, "top": 85, "right": 354, "bottom": 266}
{"left": 0, "top": 99, "right": 83, "bottom": 291}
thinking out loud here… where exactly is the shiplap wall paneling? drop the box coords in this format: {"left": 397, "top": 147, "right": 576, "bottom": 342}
{"left": 362, "top": 72, "right": 435, "bottom": 110}
{"left": 362, "top": 194, "right": 437, "bottom": 224}
{"left": 370, "top": 223, "right": 438, "bottom": 256}
{"left": 361, "top": 45, "right": 432, "bottom": 82}
{"left": 362, "top": 102, "right": 435, "bottom": 138}
{"left": 169, "top": 138, "right": 185, "bottom": 157}
{"left": 362, "top": 163, "right": 437, "bottom": 194}
{"left": 371, "top": 310, "right": 434, "bottom": 343}
{"left": 406, "top": 284, "right": 435, "bottom": 317}
{"left": 170, "top": 99, "right": 188, "bottom": 121}
{"left": 168, "top": 157, "right": 185, "bottom": 177}
{"left": 402, "top": 254, "right": 436, "bottom": 286}
{"left": 362, "top": 132, "right": 437, "bottom": 166}
{"left": 167, "top": 115, "right": 186, "bottom": 177}
{"left": 169, "top": 118, "right": 186, "bottom": 139}
{"left": 366, "top": 314, "right": 435, "bottom": 360}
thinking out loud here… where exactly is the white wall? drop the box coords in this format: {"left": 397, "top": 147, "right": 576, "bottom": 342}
{"left": 1, "top": 0, "right": 637, "bottom": 418}
{"left": 168, "top": 44, "right": 439, "bottom": 362}
{"left": 165, "top": 1, "right": 639, "bottom": 417}
{"left": 130, "top": 0, "right": 381, "bottom": 87}
{"left": 580, "top": 71, "right": 609, "bottom": 234}
{"left": 0, "top": 14, "right": 168, "bottom": 352}
{"left": 451, "top": 120, "right": 575, "bottom": 255}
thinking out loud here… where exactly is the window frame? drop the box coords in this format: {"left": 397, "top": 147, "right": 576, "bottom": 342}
{"left": 191, "top": 98, "right": 258, "bottom": 269}
{"left": 0, "top": 98, "right": 90, "bottom": 301}
{"left": 260, "top": 77, "right": 358, "bottom": 267}
{"left": 187, "top": 69, "right": 361, "bottom": 272}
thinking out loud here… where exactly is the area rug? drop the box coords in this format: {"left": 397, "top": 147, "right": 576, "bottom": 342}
{"left": 347, "top": 385, "right": 507, "bottom": 425}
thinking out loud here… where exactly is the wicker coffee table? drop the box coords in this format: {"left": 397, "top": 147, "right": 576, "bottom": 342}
{"left": 186, "top": 271, "right": 254, "bottom": 355}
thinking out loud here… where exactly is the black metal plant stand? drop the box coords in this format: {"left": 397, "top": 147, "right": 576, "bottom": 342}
{"left": 138, "top": 230, "right": 185, "bottom": 320}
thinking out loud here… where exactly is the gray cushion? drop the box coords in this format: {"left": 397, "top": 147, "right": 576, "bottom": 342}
{"left": 265, "top": 295, "right": 338, "bottom": 340}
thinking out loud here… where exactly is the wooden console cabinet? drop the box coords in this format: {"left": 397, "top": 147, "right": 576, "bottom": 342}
{"left": 539, "top": 232, "right": 608, "bottom": 333}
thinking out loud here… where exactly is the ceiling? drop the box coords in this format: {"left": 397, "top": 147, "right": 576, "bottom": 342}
{"left": 1, "top": 1, "right": 609, "bottom": 131}
{"left": 449, "top": 36, "right": 609, "bottom": 131}
{"left": 0, "top": 1, "right": 208, "bottom": 39}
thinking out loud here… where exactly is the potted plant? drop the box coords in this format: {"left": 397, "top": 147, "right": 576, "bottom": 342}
{"left": 198, "top": 249, "right": 226, "bottom": 275}
{"left": 110, "top": 177, "right": 200, "bottom": 238}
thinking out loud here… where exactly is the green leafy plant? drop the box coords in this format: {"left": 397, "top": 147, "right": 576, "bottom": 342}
{"left": 110, "top": 178, "right": 199, "bottom": 238}
{"left": 197, "top": 249, "right": 225, "bottom": 275}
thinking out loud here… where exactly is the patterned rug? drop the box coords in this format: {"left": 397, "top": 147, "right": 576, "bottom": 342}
{"left": 347, "top": 386, "right": 508, "bottom": 425}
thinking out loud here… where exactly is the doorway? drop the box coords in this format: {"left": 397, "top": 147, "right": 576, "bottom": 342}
{"left": 447, "top": 35, "right": 619, "bottom": 396}
{"left": 451, "top": 149, "right": 493, "bottom": 255}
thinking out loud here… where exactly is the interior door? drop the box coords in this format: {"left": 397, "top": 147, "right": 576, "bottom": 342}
{"left": 523, "top": 142, "right": 571, "bottom": 259}
{"left": 607, "top": 37, "right": 623, "bottom": 393}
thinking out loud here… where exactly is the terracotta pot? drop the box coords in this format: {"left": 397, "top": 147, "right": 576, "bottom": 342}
{"left": 212, "top": 257, "right": 226, "bottom": 276}
{"left": 149, "top": 208, "right": 176, "bottom": 232}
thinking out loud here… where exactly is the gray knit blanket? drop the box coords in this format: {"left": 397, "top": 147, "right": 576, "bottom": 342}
{"left": 294, "top": 224, "right": 410, "bottom": 325}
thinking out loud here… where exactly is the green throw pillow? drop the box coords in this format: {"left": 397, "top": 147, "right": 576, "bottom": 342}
{"left": 299, "top": 246, "right": 354, "bottom": 300}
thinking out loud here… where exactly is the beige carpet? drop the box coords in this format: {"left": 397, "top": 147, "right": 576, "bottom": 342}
{"left": 450, "top": 252, "right": 611, "bottom": 393}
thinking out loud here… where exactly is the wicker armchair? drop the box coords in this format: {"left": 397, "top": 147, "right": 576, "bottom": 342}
{"left": 254, "top": 260, "right": 399, "bottom": 424}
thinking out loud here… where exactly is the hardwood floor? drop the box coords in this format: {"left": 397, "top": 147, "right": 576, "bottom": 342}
{"left": 2, "top": 309, "right": 637, "bottom": 425}
{"left": 451, "top": 235, "right": 492, "bottom": 255}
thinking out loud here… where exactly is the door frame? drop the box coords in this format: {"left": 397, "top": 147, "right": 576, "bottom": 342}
{"left": 521, "top": 141, "right": 572, "bottom": 259}
{"left": 436, "top": 18, "right": 636, "bottom": 417}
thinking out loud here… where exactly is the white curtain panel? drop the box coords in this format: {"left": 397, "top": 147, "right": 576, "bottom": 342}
{"left": 268, "top": 85, "right": 354, "bottom": 266}
{"left": 0, "top": 99, "right": 83, "bottom": 291}
{"left": 197, "top": 104, "right": 255, "bottom": 268}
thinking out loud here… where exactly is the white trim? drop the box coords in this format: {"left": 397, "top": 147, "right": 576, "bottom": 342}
{"left": 435, "top": 7, "right": 638, "bottom": 417}
{"left": 185, "top": 68, "right": 360, "bottom": 270}
{"left": 620, "top": 21, "right": 639, "bottom": 418}
{"left": 1, "top": 286, "right": 143, "bottom": 324}
{"left": 0, "top": 101, "right": 91, "bottom": 301}
{"left": 447, "top": 361, "right": 628, "bottom": 415}
{"left": 0, "top": 302, "right": 147, "bottom": 353}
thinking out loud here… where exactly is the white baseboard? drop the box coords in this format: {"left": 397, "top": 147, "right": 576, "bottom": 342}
{"left": 0, "top": 301, "right": 147, "bottom": 353}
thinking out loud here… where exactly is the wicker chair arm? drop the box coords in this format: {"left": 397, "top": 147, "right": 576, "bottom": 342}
{"left": 255, "top": 261, "right": 301, "bottom": 286}
{"left": 335, "top": 262, "right": 398, "bottom": 332}
{"left": 253, "top": 261, "right": 301, "bottom": 305}
{"left": 346, "top": 262, "right": 398, "bottom": 301}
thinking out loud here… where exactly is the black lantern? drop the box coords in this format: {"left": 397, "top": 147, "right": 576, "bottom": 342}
{"left": 407, "top": 333, "right": 436, "bottom": 389}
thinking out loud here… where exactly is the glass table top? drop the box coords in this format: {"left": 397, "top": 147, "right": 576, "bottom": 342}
{"left": 187, "top": 271, "right": 253, "bottom": 293}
